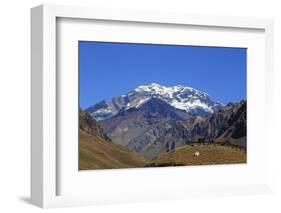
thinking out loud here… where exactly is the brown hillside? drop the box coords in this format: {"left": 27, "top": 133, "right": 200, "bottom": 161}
{"left": 79, "top": 130, "right": 147, "bottom": 170}
{"left": 79, "top": 109, "right": 147, "bottom": 170}
{"left": 148, "top": 144, "right": 246, "bottom": 167}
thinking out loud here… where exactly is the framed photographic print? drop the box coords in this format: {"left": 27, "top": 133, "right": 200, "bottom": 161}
{"left": 31, "top": 4, "right": 274, "bottom": 208}
{"left": 78, "top": 41, "right": 247, "bottom": 170}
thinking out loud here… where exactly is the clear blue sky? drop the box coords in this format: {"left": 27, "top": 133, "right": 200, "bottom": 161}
{"left": 79, "top": 41, "right": 246, "bottom": 109}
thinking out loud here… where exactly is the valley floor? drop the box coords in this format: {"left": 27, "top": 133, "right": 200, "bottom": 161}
{"left": 147, "top": 144, "right": 246, "bottom": 167}
{"left": 80, "top": 131, "right": 246, "bottom": 170}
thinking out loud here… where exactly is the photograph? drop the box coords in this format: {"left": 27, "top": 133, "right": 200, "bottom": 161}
{"left": 79, "top": 41, "right": 247, "bottom": 170}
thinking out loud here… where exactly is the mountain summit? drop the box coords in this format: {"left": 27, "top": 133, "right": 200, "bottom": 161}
{"left": 86, "top": 83, "right": 223, "bottom": 121}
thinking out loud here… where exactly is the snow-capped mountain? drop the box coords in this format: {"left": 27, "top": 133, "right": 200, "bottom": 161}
{"left": 86, "top": 83, "right": 223, "bottom": 121}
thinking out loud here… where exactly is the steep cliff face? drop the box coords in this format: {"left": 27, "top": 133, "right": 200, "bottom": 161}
{"left": 185, "top": 101, "right": 247, "bottom": 142}
{"left": 79, "top": 109, "right": 111, "bottom": 142}
{"left": 214, "top": 101, "right": 247, "bottom": 148}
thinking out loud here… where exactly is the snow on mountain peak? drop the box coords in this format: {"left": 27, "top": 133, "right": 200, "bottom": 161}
{"left": 135, "top": 83, "right": 209, "bottom": 99}
{"left": 135, "top": 83, "right": 164, "bottom": 92}
{"left": 86, "top": 83, "right": 223, "bottom": 121}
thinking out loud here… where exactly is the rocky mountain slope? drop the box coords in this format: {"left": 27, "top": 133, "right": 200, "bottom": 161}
{"left": 186, "top": 100, "right": 247, "bottom": 147}
{"left": 79, "top": 109, "right": 111, "bottom": 141}
{"left": 214, "top": 101, "right": 247, "bottom": 147}
{"left": 100, "top": 98, "right": 191, "bottom": 158}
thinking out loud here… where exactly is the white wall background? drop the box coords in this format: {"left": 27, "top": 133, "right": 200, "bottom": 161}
{"left": 0, "top": 0, "right": 280, "bottom": 212}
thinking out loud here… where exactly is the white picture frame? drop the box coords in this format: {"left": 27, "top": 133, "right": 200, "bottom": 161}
{"left": 31, "top": 4, "right": 274, "bottom": 208}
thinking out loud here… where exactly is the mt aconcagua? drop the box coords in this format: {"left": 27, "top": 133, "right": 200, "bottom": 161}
{"left": 83, "top": 83, "right": 246, "bottom": 159}
{"left": 86, "top": 83, "right": 223, "bottom": 121}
